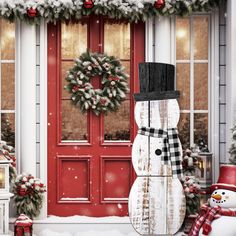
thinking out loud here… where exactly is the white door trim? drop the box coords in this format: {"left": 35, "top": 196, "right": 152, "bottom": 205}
{"left": 38, "top": 20, "right": 48, "bottom": 219}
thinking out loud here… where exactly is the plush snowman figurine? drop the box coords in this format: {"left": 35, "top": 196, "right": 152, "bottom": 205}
{"left": 189, "top": 165, "right": 236, "bottom": 236}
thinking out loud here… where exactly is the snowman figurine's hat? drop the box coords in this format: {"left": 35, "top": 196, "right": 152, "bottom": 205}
{"left": 211, "top": 165, "right": 236, "bottom": 193}
{"left": 134, "top": 62, "right": 180, "bottom": 101}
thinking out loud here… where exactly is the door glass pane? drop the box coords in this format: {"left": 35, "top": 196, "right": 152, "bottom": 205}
{"left": 104, "top": 100, "right": 130, "bottom": 141}
{"left": 61, "top": 100, "right": 88, "bottom": 141}
{"left": 61, "top": 61, "right": 74, "bottom": 98}
{"left": 0, "top": 167, "right": 5, "bottom": 188}
{"left": 61, "top": 22, "right": 88, "bottom": 142}
{"left": 0, "top": 19, "right": 15, "bottom": 60}
{"left": 194, "top": 17, "right": 209, "bottom": 60}
{"left": 194, "top": 113, "right": 208, "bottom": 144}
{"left": 1, "top": 113, "right": 15, "bottom": 147}
{"left": 194, "top": 63, "right": 208, "bottom": 110}
{"left": 61, "top": 22, "right": 87, "bottom": 59}
{"left": 178, "top": 113, "right": 190, "bottom": 150}
{"left": 176, "top": 63, "right": 190, "bottom": 110}
{"left": 104, "top": 23, "right": 130, "bottom": 59}
{"left": 176, "top": 17, "right": 190, "bottom": 60}
{"left": 1, "top": 63, "right": 15, "bottom": 110}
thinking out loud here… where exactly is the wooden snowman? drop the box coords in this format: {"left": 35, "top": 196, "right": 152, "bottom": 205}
{"left": 129, "top": 63, "right": 186, "bottom": 235}
{"left": 189, "top": 165, "right": 236, "bottom": 236}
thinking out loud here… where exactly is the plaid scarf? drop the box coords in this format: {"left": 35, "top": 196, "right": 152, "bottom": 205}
{"left": 188, "top": 203, "right": 236, "bottom": 236}
{"left": 138, "top": 126, "right": 183, "bottom": 178}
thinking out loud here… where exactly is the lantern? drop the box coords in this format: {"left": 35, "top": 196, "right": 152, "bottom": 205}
{"left": 197, "top": 152, "right": 213, "bottom": 189}
{"left": 0, "top": 152, "right": 12, "bottom": 235}
{"left": 14, "top": 214, "right": 33, "bottom": 236}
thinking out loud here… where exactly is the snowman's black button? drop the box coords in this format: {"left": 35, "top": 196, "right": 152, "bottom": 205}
{"left": 155, "top": 149, "right": 162, "bottom": 156}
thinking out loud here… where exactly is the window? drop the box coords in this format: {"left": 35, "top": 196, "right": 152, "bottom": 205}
{"left": 176, "top": 16, "right": 209, "bottom": 149}
{"left": 0, "top": 19, "right": 15, "bottom": 148}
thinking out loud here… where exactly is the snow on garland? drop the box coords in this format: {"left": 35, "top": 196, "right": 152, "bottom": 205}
{"left": 13, "top": 173, "right": 46, "bottom": 219}
{"left": 0, "top": 0, "right": 222, "bottom": 24}
{"left": 65, "top": 51, "right": 129, "bottom": 116}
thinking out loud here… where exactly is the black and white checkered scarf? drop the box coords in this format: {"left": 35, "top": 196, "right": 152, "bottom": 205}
{"left": 138, "top": 126, "right": 183, "bottom": 179}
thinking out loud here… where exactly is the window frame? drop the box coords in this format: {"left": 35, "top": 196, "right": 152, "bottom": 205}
{"left": 175, "top": 14, "right": 210, "bottom": 148}
{"left": 172, "top": 12, "right": 220, "bottom": 181}
{"left": 0, "top": 19, "right": 16, "bottom": 149}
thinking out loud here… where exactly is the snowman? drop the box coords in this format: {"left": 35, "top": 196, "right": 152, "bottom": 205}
{"left": 128, "top": 63, "right": 186, "bottom": 235}
{"left": 189, "top": 165, "right": 236, "bottom": 236}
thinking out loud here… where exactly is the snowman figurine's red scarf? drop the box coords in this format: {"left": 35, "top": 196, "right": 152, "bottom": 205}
{"left": 189, "top": 203, "right": 236, "bottom": 236}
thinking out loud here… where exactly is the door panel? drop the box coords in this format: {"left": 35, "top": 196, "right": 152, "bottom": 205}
{"left": 48, "top": 16, "right": 145, "bottom": 216}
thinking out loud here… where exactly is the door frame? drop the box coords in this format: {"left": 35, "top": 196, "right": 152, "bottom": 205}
{"left": 39, "top": 18, "right": 145, "bottom": 218}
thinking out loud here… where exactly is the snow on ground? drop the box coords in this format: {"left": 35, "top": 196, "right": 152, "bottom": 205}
{"left": 38, "top": 229, "right": 138, "bottom": 236}
{"left": 37, "top": 229, "right": 186, "bottom": 236}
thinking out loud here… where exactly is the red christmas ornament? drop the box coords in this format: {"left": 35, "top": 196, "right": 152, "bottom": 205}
{"left": 154, "top": 0, "right": 165, "bottom": 9}
{"left": 83, "top": 0, "right": 94, "bottom": 9}
{"left": 27, "top": 8, "right": 37, "bottom": 18}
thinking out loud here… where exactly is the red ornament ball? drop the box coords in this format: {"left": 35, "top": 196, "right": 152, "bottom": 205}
{"left": 154, "top": 0, "right": 165, "bottom": 9}
{"left": 83, "top": 0, "right": 94, "bottom": 9}
{"left": 27, "top": 8, "right": 37, "bottom": 18}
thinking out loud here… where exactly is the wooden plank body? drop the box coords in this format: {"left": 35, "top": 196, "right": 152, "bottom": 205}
{"left": 129, "top": 99, "right": 186, "bottom": 235}
{"left": 129, "top": 176, "right": 186, "bottom": 235}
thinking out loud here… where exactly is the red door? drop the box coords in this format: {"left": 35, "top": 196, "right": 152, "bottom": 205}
{"left": 48, "top": 16, "right": 145, "bottom": 217}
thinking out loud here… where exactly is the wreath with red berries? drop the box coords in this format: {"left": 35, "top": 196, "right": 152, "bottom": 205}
{"left": 65, "top": 51, "right": 129, "bottom": 115}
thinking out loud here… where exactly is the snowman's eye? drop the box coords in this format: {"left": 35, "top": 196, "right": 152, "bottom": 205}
{"left": 222, "top": 192, "right": 225, "bottom": 195}
{"left": 215, "top": 191, "right": 217, "bottom": 194}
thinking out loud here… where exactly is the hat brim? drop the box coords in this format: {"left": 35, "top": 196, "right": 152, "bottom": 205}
{"left": 134, "top": 91, "right": 180, "bottom": 101}
{"left": 210, "top": 183, "right": 236, "bottom": 193}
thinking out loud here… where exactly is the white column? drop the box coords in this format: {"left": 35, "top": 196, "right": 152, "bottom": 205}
{"left": 226, "top": 0, "right": 236, "bottom": 161}
{"left": 18, "top": 22, "right": 37, "bottom": 175}
{"left": 145, "top": 18, "right": 154, "bottom": 62}
{"left": 154, "top": 16, "right": 174, "bottom": 64}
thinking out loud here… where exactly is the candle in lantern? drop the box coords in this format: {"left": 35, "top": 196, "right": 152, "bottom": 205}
{"left": 0, "top": 167, "right": 5, "bottom": 188}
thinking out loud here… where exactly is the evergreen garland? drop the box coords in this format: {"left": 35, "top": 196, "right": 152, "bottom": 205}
{"left": 0, "top": 0, "right": 223, "bottom": 24}
{"left": 13, "top": 174, "right": 46, "bottom": 219}
{"left": 65, "top": 50, "right": 129, "bottom": 116}
{"left": 229, "top": 124, "right": 236, "bottom": 164}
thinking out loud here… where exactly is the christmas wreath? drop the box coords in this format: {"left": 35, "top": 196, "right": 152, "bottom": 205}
{"left": 65, "top": 51, "right": 129, "bottom": 116}
{"left": 13, "top": 174, "right": 46, "bottom": 219}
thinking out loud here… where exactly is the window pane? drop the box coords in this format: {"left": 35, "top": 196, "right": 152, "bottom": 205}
{"left": 1, "top": 63, "right": 15, "bottom": 110}
{"left": 61, "top": 61, "right": 74, "bottom": 98}
{"left": 61, "top": 100, "right": 88, "bottom": 141}
{"left": 194, "top": 63, "right": 208, "bottom": 110}
{"left": 194, "top": 113, "right": 208, "bottom": 144}
{"left": 61, "top": 22, "right": 87, "bottom": 59}
{"left": 194, "top": 17, "right": 209, "bottom": 60}
{"left": 176, "top": 17, "right": 190, "bottom": 60}
{"left": 178, "top": 113, "right": 190, "bottom": 150}
{"left": 1, "top": 113, "right": 15, "bottom": 147}
{"left": 176, "top": 63, "right": 190, "bottom": 110}
{"left": 1, "top": 19, "right": 15, "bottom": 60}
{"left": 104, "top": 100, "right": 130, "bottom": 141}
{"left": 104, "top": 23, "right": 130, "bottom": 59}
{"left": 121, "top": 61, "right": 130, "bottom": 87}
{"left": 0, "top": 167, "right": 5, "bottom": 188}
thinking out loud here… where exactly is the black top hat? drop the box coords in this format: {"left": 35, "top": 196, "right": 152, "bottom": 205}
{"left": 134, "top": 62, "right": 180, "bottom": 101}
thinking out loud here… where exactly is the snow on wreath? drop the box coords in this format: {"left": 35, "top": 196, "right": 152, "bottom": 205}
{"left": 0, "top": 0, "right": 222, "bottom": 24}
{"left": 65, "top": 50, "right": 129, "bottom": 116}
